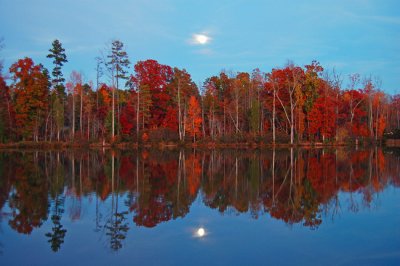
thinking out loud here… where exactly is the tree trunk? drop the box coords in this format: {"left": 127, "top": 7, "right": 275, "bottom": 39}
{"left": 178, "top": 80, "right": 183, "bottom": 141}
{"left": 80, "top": 87, "right": 83, "bottom": 134}
{"left": 72, "top": 93, "right": 75, "bottom": 140}
{"left": 236, "top": 98, "right": 239, "bottom": 134}
{"left": 272, "top": 86, "right": 276, "bottom": 144}
{"left": 290, "top": 103, "right": 294, "bottom": 145}
{"left": 88, "top": 115, "right": 90, "bottom": 141}
{"left": 201, "top": 98, "right": 206, "bottom": 138}
{"left": 136, "top": 89, "right": 140, "bottom": 141}
{"left": 112, "top": 85, "right": 115, "bottom": 140}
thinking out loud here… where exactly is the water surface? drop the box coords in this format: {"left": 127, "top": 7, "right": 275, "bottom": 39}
{"left": 0, "top": 147, "right": 399, "bottom": 265}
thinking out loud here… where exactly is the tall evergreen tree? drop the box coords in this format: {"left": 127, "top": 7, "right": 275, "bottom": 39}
{"left": 47, "top": 39, "right": 67, "bottom": 141}
{"left": 106, "top": 40, "right": 130, "bottom": 139}
{"left": 47, "top": 39, "right": 68, "bottom": 93}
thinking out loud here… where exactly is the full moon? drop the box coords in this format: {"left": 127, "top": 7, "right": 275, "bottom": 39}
{"left": 194, "top": 34, "right": 209, "bottom": 45}
{"left": 197, "top": 227, "right": 205, "bottom": 237}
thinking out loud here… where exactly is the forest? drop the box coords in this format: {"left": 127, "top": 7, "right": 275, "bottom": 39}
{"left": 0, "top": 39, "right": 399, "bottom": 146}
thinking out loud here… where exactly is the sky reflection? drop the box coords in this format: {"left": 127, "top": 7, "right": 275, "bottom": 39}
{"left": 0, "top": 148, "right": 399, "bottom": 265}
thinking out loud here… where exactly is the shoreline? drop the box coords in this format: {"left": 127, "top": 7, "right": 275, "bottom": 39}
{"left": 0, "top": 140, "right": 395, "bottom": 150}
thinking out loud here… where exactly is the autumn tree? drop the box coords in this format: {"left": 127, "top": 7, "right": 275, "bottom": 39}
{"left": 130, "top": 59, "right": 173, "bottom": 135}
{"left": 120, "top": 100, "right": 136, "bottom": 136}
{"left": 202, "top": 73, "right": 232, "bottom": 139}
{"left": 10, "top": 58, "right": 49, "bottom": 141}
{"left": 168, "top": 68, "right": 198, "bottom": 141}
{"left": 266, "top": 69, "right": 284, "bottom": 144}
{"left": 371, "top": 84, "right": 386, "bottom": 141}
{"left": 303, "top": 61, "right": 324, "bottom": 140}
{"left": 277, "top": 64, "right": 304, "bottom": 144}
{"left": 0, "top": 76, "right": 14, "bottom": 142}
{"left": 97, "top": 84, "right": 112, "bottom": 141}
{"left": 389, "top": 94, "right": 400, "bottom": 130}
{"left": 202, "top": 76, "right": 220, "bottom": 140}
{"left": 307, "top": 68, "right": 338, "bottom": 142}
{"left": 185, "top": 96, "right": 202, "bottom": 142}
{"left": 267, "top": 65, "right": 304, "bottom": 144}
{"left": 232, "top": 72, "right": 249, "bottom": 134}
{"left": 363, "top": 78, "right": 375, "bottom": 138}
{"left": 308, "top": 84, "right": 336, "bottom": 141}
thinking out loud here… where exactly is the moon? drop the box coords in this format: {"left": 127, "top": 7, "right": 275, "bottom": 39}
{"left": 196, "top": 227, "right": 206, "bottom": 237}
{"left": 193, "top": 34, "right": 210, "bottom": 45}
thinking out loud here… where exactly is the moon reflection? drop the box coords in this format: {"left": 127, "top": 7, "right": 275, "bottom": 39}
{"left": 193, "top": 227, "right": 207, "bottom": 238}
{"left": 197, "top": 227, "right": 205, "bottom": 237}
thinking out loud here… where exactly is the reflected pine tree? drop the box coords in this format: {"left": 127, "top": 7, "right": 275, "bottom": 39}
{"left": 45, "top": 196, "right": 67, "bottom": 252}
{"left": 45, "top": 151, "right": 67, "bottom": 252}
{"left": 104, "top": 153, "right": 129, "bottom": 251}
{"left": 105, "top": 210, "right": 129, "bottom": 251}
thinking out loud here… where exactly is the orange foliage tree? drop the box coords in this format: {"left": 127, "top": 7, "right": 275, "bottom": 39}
{"left": 185, "top": 96, "right": 202, "bottom": 142}
{"left": 10, "top": 58, "right": 49, "bottom": 141}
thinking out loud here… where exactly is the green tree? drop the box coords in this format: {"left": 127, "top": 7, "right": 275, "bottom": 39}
{"left": 47, "top": 40, "right": 68, "bottom": 141}
{"left": 47, "top": 39, "right": 68, "bottom": 88}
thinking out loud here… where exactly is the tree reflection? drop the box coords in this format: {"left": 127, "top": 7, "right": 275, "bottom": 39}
{"left": 45, "top": 151, "right": 67, "bottom": 252}
{"left": 8, "top": 152, "right": 48, "bottom": 234}
{"left": 104, "top": 153, "right": 129, "bottom": 251}
{"left": 45, "top": 196, "right": 66, "bottom": 252}
{"left": 0, "top": 147, "right": 399, "bottom": 251}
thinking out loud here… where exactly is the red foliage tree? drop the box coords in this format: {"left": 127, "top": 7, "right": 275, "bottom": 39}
{"left": 130, "top": 59, "right": 173, "bottom": 129}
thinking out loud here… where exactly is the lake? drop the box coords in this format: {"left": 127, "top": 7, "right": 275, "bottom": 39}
{"left": 0, "top": 147, "right": 399, "bottom": 265}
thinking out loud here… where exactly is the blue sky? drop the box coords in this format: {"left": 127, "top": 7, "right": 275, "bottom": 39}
{"left": 0, "top": 0, "right": 399, "bottom": 94}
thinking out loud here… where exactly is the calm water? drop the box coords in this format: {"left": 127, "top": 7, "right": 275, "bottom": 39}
{"left": 0, "top": 147, "right": 399, "bottom": 265}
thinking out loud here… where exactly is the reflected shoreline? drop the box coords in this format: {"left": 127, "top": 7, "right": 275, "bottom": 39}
{"left": 0, "top": 147, "right": 399, "bottom": 252}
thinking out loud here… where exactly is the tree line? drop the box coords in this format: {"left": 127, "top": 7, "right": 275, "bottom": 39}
{"left": 0, "top": 39, "right": 399, "bottom": 144}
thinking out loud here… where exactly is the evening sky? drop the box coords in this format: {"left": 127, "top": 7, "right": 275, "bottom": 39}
{"left": 0, "top": 0, "right": 399, "bottom": 94}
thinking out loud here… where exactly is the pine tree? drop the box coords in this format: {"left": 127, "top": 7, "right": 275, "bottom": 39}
{"left": 47, "top": 40, "right": 67, "bottom": 141}
{"left": 106, "top": 40, "right": 130, "bottom": 140}
{"left": 47, "top": 39, "right": 68, "bottom": 91}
